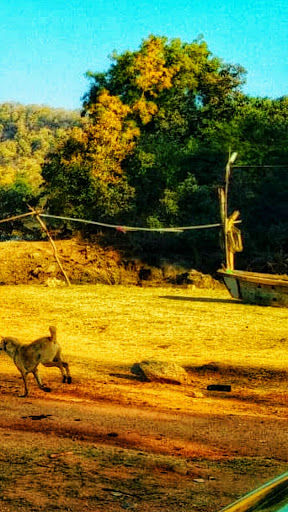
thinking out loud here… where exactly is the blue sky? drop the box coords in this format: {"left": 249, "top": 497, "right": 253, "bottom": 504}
{"left": 1, "top": 0, "right": 287, "bottom": 110}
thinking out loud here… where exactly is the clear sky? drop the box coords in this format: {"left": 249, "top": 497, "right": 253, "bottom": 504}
{"left": 1, "top": 0, "right": 287, "bottom": 110}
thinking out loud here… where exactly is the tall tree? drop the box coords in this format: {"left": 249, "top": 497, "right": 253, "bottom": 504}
{"left": 81, "top": 35, "right": 246, "bottom": 226}
{"left": 43, "top": 35, "right": 288, "bottom": 269}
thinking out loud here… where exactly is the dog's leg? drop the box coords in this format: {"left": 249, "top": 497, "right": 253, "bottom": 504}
{"left": 62, "top": 361, "right": 72, "bottom": 384}
{"left": 42, "top": 361, "right": 72, "bottom": 384}
{"left": 42, "top": 361, "right": 65, "bottom": 382}
{"left": 32, "top": 368, "right": 51, "bottom": 393}
{"left": 58, "top": 352, "right": 72, "bottom": 383}
{"left": 43, "top": 357, "right": 72, "bottom": 384}
{"left": 18, "top": 369, "right": 29, "bottom": 398}
{"left": 55, "top": 349, "right": 72, "bottom": 383}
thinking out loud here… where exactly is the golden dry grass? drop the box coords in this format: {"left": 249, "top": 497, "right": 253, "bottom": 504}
{"left": 0, "top": 284, "right": 287, "bottom": 378}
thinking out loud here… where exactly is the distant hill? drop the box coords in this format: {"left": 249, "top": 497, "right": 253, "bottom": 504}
{"left": 0, "top": 101, "right": 81, "bottom": 223}
{"left": 0, "top": 101, "right": 81, "bottom": 192}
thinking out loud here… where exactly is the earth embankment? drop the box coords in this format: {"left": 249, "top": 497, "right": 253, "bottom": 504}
{"left": 0, "top": 238, "right": 221, "bottom": 287}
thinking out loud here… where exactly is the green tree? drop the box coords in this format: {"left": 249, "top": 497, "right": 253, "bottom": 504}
{"left": 42, "top": 123, "right": 136, "bottom": 222}
{"left": 82, "top": 35, "right": 245, "bottom": 230}
{"left": 0, "top": 102, "right": 81, "bottom": 224}
{"left": 43, "top": 35, "right": 287, "bottom": 270}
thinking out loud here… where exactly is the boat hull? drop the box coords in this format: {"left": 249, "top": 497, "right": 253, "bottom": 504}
{"left": 218, "top": 269, "right": 288, "bottom": 307}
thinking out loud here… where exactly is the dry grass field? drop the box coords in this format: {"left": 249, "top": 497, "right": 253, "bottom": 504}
{"left": 0, "top": 283, "right": 288, "bottom": 512}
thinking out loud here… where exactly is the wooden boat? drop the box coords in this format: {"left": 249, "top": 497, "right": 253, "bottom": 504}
{"left": 218, "top": 269, "right": 288, "bottom": 307}
{"left": 217, "top": 153, "right": 288, "bottom": 307}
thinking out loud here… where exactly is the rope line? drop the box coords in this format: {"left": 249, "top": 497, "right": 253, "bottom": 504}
{"left": 0, "top": 210, "right": 242, "bottom": 233}
{"left": 39, "top": 213, "right": 233, "bottom": 233}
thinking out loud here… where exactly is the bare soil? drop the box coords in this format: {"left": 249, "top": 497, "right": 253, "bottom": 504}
{"left": 1, "top": 366, "right": 288, "bottom": 512}
{"left": 0, "top": 238, "right": 219, "bottom": 287}
{"left": 0, "top": 240, "right": 288, "bottom": 512}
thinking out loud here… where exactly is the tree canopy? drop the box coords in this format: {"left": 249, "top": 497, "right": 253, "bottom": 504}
{"left": 1, "top": 35, "right": 287, "bottom": 271}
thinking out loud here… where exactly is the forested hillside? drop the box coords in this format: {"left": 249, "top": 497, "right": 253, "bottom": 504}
{"left": 1, "top": 35, "right": 287, "bottom": 272}
{"left": 0, "top": 103, "right": 81, "bottom": 219}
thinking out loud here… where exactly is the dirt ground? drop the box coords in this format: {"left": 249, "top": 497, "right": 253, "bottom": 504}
{"left": 1, "top": 363, "right": 288, "bottom": 512}
{"left": 0, "top": 241, "right": 288, "bottom": 511}
{"left": 0, "top": 238, "right": 219, "bottom": 288}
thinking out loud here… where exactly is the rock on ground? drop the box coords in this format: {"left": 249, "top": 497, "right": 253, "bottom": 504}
{"left": 131, "top": 361, "right": 190, "bottom": 385}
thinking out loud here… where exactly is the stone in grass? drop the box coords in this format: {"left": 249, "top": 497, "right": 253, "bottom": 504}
{"left": 131, "top": 361, "right": 190, "bottom": 385}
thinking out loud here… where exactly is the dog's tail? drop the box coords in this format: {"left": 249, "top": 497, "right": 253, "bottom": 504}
{"left": 49, "top": 326, "right": 57, "bottom": 342}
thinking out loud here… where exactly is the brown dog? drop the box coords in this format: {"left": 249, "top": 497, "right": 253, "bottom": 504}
{"left": 0, "top": 326, "right": 71, "bottom": 397}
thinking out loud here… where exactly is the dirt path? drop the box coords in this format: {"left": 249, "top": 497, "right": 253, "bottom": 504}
{"left": 0, "top": 368, "right": 288, "bottom": 512}
{"left": 1, "top": 380, "right": 288, "bottom": 461}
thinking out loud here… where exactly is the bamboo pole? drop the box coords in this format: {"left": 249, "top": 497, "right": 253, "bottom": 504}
{"left": 221, "top": 152, "right": 238, "bottom": 270}
{"left": 218, "top": 187, "right": 228, "bottom": 268}
{"left": 29, "top": 208, "right": 71, "bottom": 286}
{"left": 0, "top": 211, "right": 35, "bottom": 224}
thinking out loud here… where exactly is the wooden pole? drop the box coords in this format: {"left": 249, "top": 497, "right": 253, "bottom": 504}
{"left": 0, "top": 211, "right": 35, "bottom": 224}
{"left": 29, "top": 208, "right": 71, "bottom": 286}
{"left": 221, "top": 152, "right": 238, "bottom": 270}
{"left": 218, "top": 187, "right": 230, "bottom": 268}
